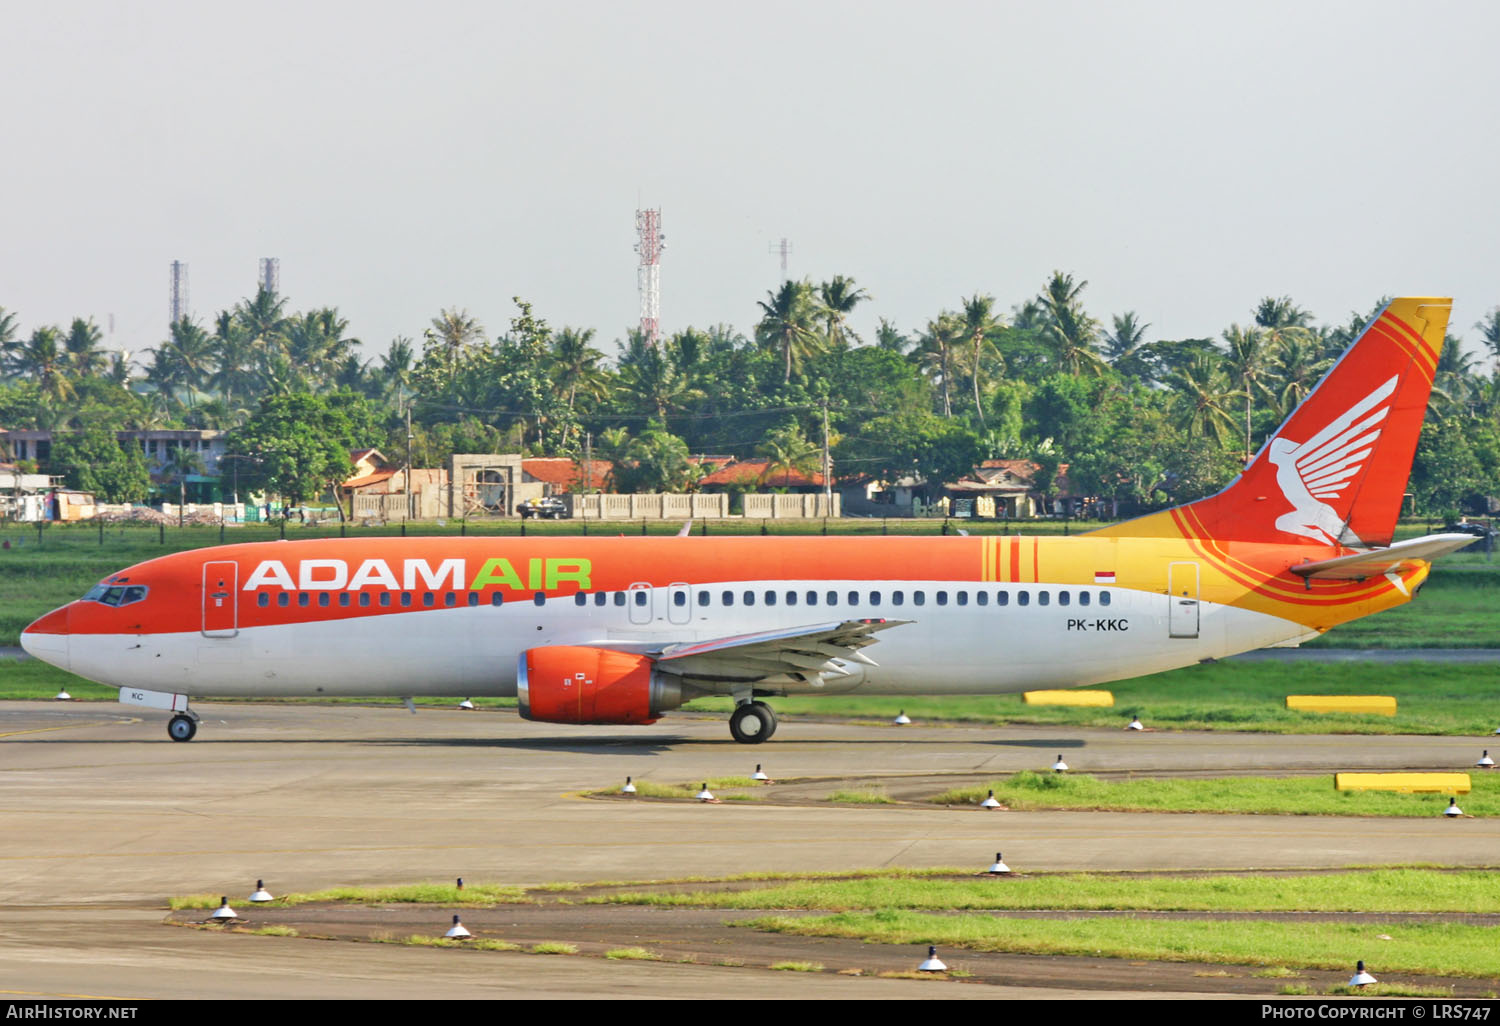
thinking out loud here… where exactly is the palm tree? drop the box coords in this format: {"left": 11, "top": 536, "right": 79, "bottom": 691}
{"left": 427, "top": 308, "right": 485, "bottom": 384}
{"left": 915, "top": 313, "right": 965, "bottom": 418}
{"left": 757, "top": 424, "right": 822, "bottom": 488}
{"left": 0, "top": 307, "right": 18, "bottom": 375}
{"left": 1222, "top": 324, "right": 1273, "bottom": 461}
{"left": 1038, "top": 271, "right": 1106, "bottom": 376}
{"left": 1475, "top": 309, "right": 1500, "bottom": 369}
{"left": 10, "top": 327, "right": 75, "bottom": 401}
{"left": 63, "top": 318, "right": 107, "bottom": 378}
{"left": 1103, "top": 311, "right": 1151, "bottom": 362}
{"left": 1166, "top": 354, "right": 1241, "bottom": 447}
{"left": 957, "top": 294, "right": 1004, "bottom": 429}
{"left": 552, "top": 327, "right": 610, "bottom": 413}
{"left": 149, "top": 318, "right": 215, "bottom": 408}
{"left": 1253, "top": 296, "right": 1313, "bottom": 330}
{"left": 161, "top": 444, "right": 205, "bottom": 526}
{"left": 874, "top": 318, "right": 909, "bottom": 353}
{"left": 817, "top": 275, "right": 869, "bottom": 351}
{"left": 1270, "top": 334, "right": 1332, "bottom": 418}
{"left": 755, "top": 281, "right": 822, "bottom": 384}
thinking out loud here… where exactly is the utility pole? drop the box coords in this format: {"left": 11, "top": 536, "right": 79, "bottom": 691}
{"left": 584, "top": 431, "right": 593, "bottom": 521}
{"left": 821, "top": 397, "right": 832, "bottom": 510}
{"left": 405, "top": 399, "right": 413, "bottom": 522}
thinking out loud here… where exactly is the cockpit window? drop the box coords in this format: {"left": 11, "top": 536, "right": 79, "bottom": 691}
{"left": 82, "top": 583, "right": 149, "bottom": 607}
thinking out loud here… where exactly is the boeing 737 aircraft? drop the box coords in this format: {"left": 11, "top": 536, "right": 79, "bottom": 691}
{"left": 20, "top": 297, "right": 1472, "bottom": 743}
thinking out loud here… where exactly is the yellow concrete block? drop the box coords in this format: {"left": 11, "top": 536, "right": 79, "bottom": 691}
{"left": 1022, "top": 690, "right": 1115, "bottom": 707}
{"left": 1286, "top": 695, "right": 1397, "bottom": 716}
{"left": 1334, "top": 773, "right": 1471, "bottom": 794}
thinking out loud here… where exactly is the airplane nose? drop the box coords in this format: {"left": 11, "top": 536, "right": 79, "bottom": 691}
{"left": 20, "top": 605, "right": 71, "bottom": 671}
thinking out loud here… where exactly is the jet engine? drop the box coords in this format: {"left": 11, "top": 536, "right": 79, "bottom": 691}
{"left": 518, "top": 646, "right": 686, "bottom": 725}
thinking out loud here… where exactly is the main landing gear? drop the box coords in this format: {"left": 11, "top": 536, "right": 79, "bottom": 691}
{"left": 729, "top": 701, "right": 777, "bottom": 744}
{"left": 167, "top": 711, "right": 200, "bottom": 742}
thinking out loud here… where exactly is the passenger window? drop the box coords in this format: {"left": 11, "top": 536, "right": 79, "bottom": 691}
{"left": 956, "top": 591, "right": 968, "bottom": 606}
{"left": 278, "top": 593, "right": 290, "bottom": 607}
{"left": 467, "top": 592, "right": 479, "bottom": 607}
{"left": 936, "top": 591, "right": 947, "bottom": 606}
{"left": 892, "top": 591, "right": 904, "bottom": 606}
{"left": 298, "top": 593, "right": 310, "bottom": 607}
{"left": 869, "top": 591, "right": 881, "bottom": 605}
{"left": 1079, "top": 592, "right": 1090, "bottom": 607}
{"left": 847, "top": 590, "right": 859, "bottom": 605}
{"left": 996, "top": 591, "right": 1008, "bottom": 606}
{"left": 786, "top": 591, "right": 797, "bottom": 606}
{"left": 976, "top": 591, "right": 988, "bottom": 606}
{"left": 594, "top": 593, "right": 606, "bottom": 607}
{"left": 490, "top": 592, "right": 503, "bottom": 607}
{"left": 723, "top": 590, "right": 735, "bottom": 606}
{"left": 1038, "top": 591, "right": 1049, "bottom": 606}
{"left": 339, "top": 593, "right": 350, "bottom": 607}
{"left": 673, "top": 591, "right": 686, "bottom": 607}
{"left": 827, "top": 591, "right": 838, "bottom": 606}
{"left": 535, "top": 592, "right": 547, "bottom": 606}
{"left": 257, "top": 593, "right": 269, "bottom": 608}
{"left": 1017, "top": 591, "right": 1029, "bottom": 607}
{"left": 614, "top": 592, "right": 626, "bottom": 607}
{"left": 633, "top": 591, "right": 646, "bottom": 607}
{"left": 1100, "top": 591, "right": 1112, "bottom": 606}
{"left": 445, "top": 592, "right": 457, "bottom": 607}
{"left": 1059, "top": 591, "right": 1070, "bottom": 607}
{"left": 401, "top": 593, "right": 412, "bottom": 607}
{"left": 764, "top": 591, "right": 777, "bottom": 606}
{"left": 319, "top": 593, "right": 330, "bottom": 607}
{"left": 743, "top": 591, "right": 755, "bottom": 606}
{"left": 807, "top": 590, "right": 818, "bottom": 606}
{"left": 359, "top": 592, "right": 371, "bottom": 607}
{"left": 380, "top": 593, "right": 391, "bottom": 607}
{"left": 575, "top": 593, "right": 587, "bottom": 607}
{"left": 697, "top": 591, "right": 710, "bottom": 607}
{"left": 913, "top": 591, "right": 925, "bottom": 606}
{"left": 422, "top": 593, "right": 434, "bottom": 607}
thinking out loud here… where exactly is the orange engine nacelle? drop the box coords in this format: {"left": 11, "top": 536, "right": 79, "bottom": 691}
{"left": 518, "top": 646, "right": 685, "bottom": 725}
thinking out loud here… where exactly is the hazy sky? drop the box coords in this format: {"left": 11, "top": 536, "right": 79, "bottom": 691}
{"left": 5, "top": 1, "right": 1499, "bottom": 365}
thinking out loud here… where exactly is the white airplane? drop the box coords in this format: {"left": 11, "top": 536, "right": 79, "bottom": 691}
{"left": 21, "top": 297, "right": 1472, "bottom": 743}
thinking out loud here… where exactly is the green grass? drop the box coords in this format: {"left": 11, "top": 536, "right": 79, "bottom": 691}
{"left": 768, "top": 961, "right": 823, "bottom": 972}
{"left": 683, "top": 657, "right": 1500, "bottom": 736}
{"left": 169, "top": 882, "right": 529, "bottom": 909}
{"left": 744, "top": 912, "right": 1500, "bottom": 978}
{"left": 588, "top": 777, "right": 766, "bottom": 800}
{"left": 605, "top": 947, "right": 661, "bottom": 960}
{"left": 825, "top": 788, "right": 895, "bottom": 804}
{"left": 591, "top": 868, "right": 1500, "bottom": 914}
{"left": 928, "top": 770, "right": 1494, "bottom": 817}
{"left": 529, "top": 941, "right": 578, "bottom": 955}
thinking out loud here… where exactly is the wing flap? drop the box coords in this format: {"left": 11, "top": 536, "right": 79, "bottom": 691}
{"left": 652, "top": 618, "right": 911, "bottom": 691}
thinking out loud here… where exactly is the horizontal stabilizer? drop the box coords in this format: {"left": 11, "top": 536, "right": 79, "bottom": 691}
{"left": 1288, "top": 533, "right": 1477, "bottom": 580}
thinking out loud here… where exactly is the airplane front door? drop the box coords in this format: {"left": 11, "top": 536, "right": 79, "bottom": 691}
{"left": 202, "top": 561, "right": 239, "bottom": 638}
{"left": 1167, "top": 561, "right": 1200, "bottom": 639}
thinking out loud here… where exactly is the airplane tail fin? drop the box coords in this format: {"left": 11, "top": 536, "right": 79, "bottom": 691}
{"left": 1100, "top": 297, "right": 1451, "bottom": 549}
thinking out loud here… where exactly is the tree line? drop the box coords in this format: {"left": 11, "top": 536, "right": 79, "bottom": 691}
{"left": 2, "top": 276, "right": 1499, "bottom": 517}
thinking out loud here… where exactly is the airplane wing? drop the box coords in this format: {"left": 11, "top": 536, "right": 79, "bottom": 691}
{"left": 1288, "top": 533, "right": 1478, "bottom": 580}
{"left": 651, "top": 618, "right": 911, "bottom": 690}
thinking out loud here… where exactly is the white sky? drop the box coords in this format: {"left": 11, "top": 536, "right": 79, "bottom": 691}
{"left": 4, "top": 1, "right": 1498, "bottom": 365}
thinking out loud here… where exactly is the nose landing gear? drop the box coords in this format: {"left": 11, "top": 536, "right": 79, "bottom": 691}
{"left": 729, "top": 701, "right": 777, "bottom": 744}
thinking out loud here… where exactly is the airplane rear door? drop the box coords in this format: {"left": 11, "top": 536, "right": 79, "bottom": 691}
{"left": 1167, "top": 561, "right": 1199, "bottom": 639}
{"left": 202, "top": 561, "right": 238, "bottom": 638}
{"left": 666, "top": 583, "right": 692, "bottom": 625}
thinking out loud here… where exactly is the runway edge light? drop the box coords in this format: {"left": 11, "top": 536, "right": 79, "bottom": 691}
{"left": 981, "top": 790, "right": 1002, "bottom": 809}
{"left": 1052, "top": 755, "right": 1069, "bottom": 773}
{"left": 917, "top": 945, "right": 948, "bottom": 972}
{"left": 1445, "top": 797, "right": 1464, "bottom": 817}
{"left": 249, "top": 880, "right": 273, "bottom": 902}
{"left": 210, "top": 897, "right": 237, "bottom": 922}
{"left": 987, "top": 852, "right": 1011, "bottom": 875}
{"left": 752, "top": 764, "right": 770, "bottom": 782}
{"left": 622, "top": 776, "right": 636, "bottom": 794}
{"left": 893, "top": 711, "right": 911, "bottom": 725}
{"left": 1478, "top": 750, "right": 1495, "bottom": 769}
{"left": 1348, "top": 960, "right": 1377, "bottom": 987}
{"left": 696, "top": 783, "right": 716, "bottom": 802}
{"left": 445, "top": 914, "right": 470, "bottom": 939}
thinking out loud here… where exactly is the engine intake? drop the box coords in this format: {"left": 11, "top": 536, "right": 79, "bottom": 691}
{"left": 518, "top": 646, "right": 685, "bottom": 725}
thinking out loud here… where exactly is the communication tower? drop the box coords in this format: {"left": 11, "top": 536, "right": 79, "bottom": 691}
{"left": 169, "top": 261, "right": 189, "bottom": 324}
{"left": 258, "top": 257, "right": 280, "bottom": 295}
{"left": 634, "top": 209, "right": 664, "bottom": 345}
{"left": 769, "top": 237, "right": 792, "bottom": 281}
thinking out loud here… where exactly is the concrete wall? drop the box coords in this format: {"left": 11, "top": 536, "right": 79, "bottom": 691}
{"left": 742, "top": 493, "right": 839, "bottom": 518}
{"left": 567, "top": 492, "right": 730, "bottom": 520}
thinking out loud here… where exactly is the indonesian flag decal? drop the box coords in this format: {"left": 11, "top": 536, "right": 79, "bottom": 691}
{"left": 1094, "top": 571, "right": 1116, "bottom": 585}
